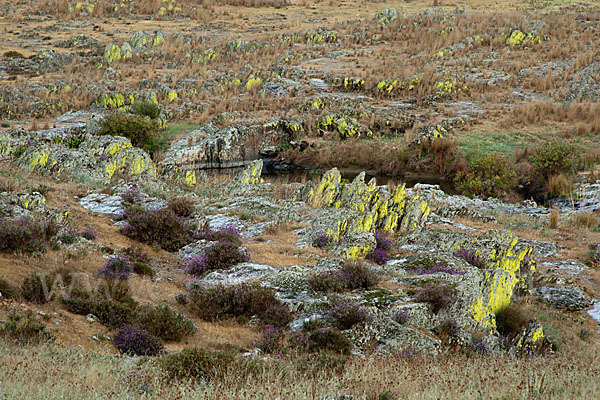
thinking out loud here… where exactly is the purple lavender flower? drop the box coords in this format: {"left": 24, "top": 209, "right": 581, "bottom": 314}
{"left": 392, "top": 309, "right": 410, "bottom": 325}
{"left": 328, "top": 298, "right": 371, "bottom": 330}
{"left": 113, "top": 324, "right": 164, "bottom": 356}
{"left": 255, "top": 325, "right": 286, "bottom": 354}
{"left": 99, "top": 255, "right": 133, "bottom": 280}
{"left": 413, "top": 262, "right": 466, "bottom": 275}
{"left": 311, "top": 231, "right": 333, "bottom": 248}
{"left": 454, "top": 247, "right": 488, "bottom": 269}
{"left": 185, "top": 256, "right": 208, "bottom": 275}
{"left": 79, "top": 228, "right": 98, "bottom": 241}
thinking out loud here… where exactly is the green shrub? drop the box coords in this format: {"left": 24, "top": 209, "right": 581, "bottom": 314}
{"left": 133, "top": 262, "right": 156, "bottom": 277}
{"left": 0, "top": 278, "right": 20, "bottom": 300}
{"left": 189, "top": 284, "right": 292, "bottom": 327}
{"left": 0, "top": 312, "right": 55, "bottom": 344}
{"left": 63, "top": 283, "right": 137, "bottom": 328}
{"left": 532, "top": 141, "right": 578, "bottom": 179}
{"left": 21, "top": 272, "right": 56, "bottom": 304}
{"left": 134, "top": 100, "right": 160, "bottom": 119}
{"left": 455, "top": 153, "right": 517, "bottom": 199}
{"left": 136, "top": 304, "right": 195, "bottom": 341}
{"left": 66, "top": 137, "right": 83, "bottom": 149}
{"left": 98, "top": 113, "right": 159, "bottom": 156}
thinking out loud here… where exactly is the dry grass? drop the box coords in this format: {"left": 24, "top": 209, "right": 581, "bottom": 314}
{"left": 549, "top": 208, "right": 560, "bottom": 229}
{"left": 1, "top": 338, "right": 600, "bottom": 399}
{"left": 572, "top": 211, "right": 599, "bottom": 229}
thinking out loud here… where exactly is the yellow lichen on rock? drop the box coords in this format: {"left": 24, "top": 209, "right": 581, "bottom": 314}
{"left": 468, "top": 236, "right": 533, "bottom": 331}
{"left": 184, "top": 170, "right": 196, "bottom": 186}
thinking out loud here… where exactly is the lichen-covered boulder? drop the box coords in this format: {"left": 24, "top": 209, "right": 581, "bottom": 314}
{"left": 509, "top": 322, "right": 550, "bottom": 355}
{"left": 333, "top": 232, "right": 377, "bottom": 259}
{"left": 302, "top": 169, "right": 430, "bottom": 252}
{"left": 229, "top": 160, "right": 264, "bottom": 186}
{"left": 3, "top": 127, "right": 157, "bottom": 185}
{"left": 103, "top": 44, "right": 122, "bottom": 64}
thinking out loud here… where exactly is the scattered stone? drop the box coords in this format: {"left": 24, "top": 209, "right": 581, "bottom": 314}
{"left": 534, "top": 287, "right": 591, "bottom": 311}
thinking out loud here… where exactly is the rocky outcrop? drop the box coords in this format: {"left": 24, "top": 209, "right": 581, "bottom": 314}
{"left": 298, "top": 169, "right": 430, "bottom": 253}
{"left": 1, "top": 126, "right": 156, "bottom": 185}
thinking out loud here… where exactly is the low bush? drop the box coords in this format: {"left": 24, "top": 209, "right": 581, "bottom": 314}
{"left": 134, "top": 99, "right": 160, "bottom": 119}
{"left": 63, "top": 284, "right": 137, "bottom": 328}
{"left": 413, "top": 283, "right": 457, "bottom": 314}
{"left": 121, "top": 205, "right": 194, "bottom": 252}
{"left": 366, "top": 231, "right": 393, "bottom": 265}
{"left": 99, "top": 256, "right": 134, "bottom": 280}
{"left": 121, "top": 186, "right": 142, "bottom": 205}
{"left": 0, "top": 216, "right": 60, "bottom": 254}
{"left": 0, "top": 312, "right": 55, "bottom": 345}
{"left": 307, "top": 270, "right": 347, "bottom": 293}
{"left": 21, "top": 272, "right": 55, "bottom": 304}
{"left": 114, "top": 324, "right": 164, "bottom": 356}
{"left": 58, "top": 229, "right": 78, "bottom": 245}
{"left": 455, "top": 153, "right": 517, "bottom": 199}
{"left": 312, "top": 231, "right": 333, "bottom": 248}
{"left": 291, "top": 323, "right": 352, "bottom": 355}
{"left": 412, "top": 262, "right": 466, "bottom": 275}
{"left": 133, "top": 262, "right": 156, "bottom": 277}
{"left": 136, "top": 304, "right": 195, "bottom": 342}
{"left": 392, "top": 309, "right": 410, "bottom": 325}
{"left": 98, "top": 113, "right": 159, "bottom": 157}
{"left": 168, "top": 196, "right": 196, "bottom": 218}
{"left": 434, "top": 318, "right": 461, "bottom": 340}
{"left": 0, "top": 279, "right": 20, "bottom": 300}
{"left": 339, "top": 261, "right": 379, "bottom": 289}
{"left": 454, "top": 247, "right": 488, "bottom": 269}
{"left": 189, "top": 284, "right": 293, "bottom": 327}
{"left": 195, "top": 226, "right": 243, "bottom": 246}
{"left": 255, "top": 325, "right": 286, "bottom": 354}
{"left": 532, "top": 141, "right": 578, "bottom": 180}
{"left": 185, "top": 242, "right": 249, "bottom": 276}
{"left": 79, "top": 228, "right": 98, "bottom": 241}
{"left": 308, "top": 261, "right": 379, "bottom": 293}
{"left": 327, "top": 298, "right": 371, "bottom": 330}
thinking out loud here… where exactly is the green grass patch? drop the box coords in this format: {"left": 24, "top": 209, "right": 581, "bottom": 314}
{"left": 158, "top": 123, "right": 200, "bottom": 151}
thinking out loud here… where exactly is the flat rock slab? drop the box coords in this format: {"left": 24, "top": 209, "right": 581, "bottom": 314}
{"left": 541, "top": 260, "right": 588, "bottom": 276}
{"left": 534, "top": 286, "right": 591, "bottom": 311}
{"left": 79, "top": 193, "right": 124, "bottom": 215}
{"left": 199, "top": 262, "right": 277, "bottom": 286}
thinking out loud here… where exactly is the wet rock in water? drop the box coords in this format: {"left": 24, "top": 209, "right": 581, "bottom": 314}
{"left": 534, "top": 286, "right": 591, "bottom": 311}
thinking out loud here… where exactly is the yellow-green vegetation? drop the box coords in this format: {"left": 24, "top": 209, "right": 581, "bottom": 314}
{"left": 467, "top": 235, "right": 534, "bottom": 332}
{"left": 505, "top": 30, "right": 541, "bottom": 46}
